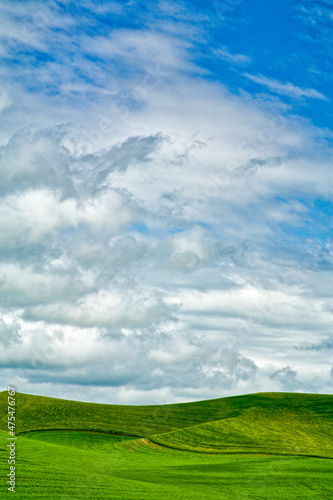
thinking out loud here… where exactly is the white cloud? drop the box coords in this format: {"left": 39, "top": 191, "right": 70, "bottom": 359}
{"left": 0, "top": 188, "right": 134, "bottom": 249}
{"left": 215, "top": 46, "right": 251, "bottom": 65}
{"left": 83, "top": 29, "right": 198, "bottom": 76}
{"left": 244, "top": 73, "right": 328, "bottom": 100}
{"left": 25, "top": 289, "right": 171, "bottom": 329}
{"left": 0, "top": 263, "right": 95, "bottom": 306}
{"left": 155, "top": 226, "right": 215, "bottom": 271}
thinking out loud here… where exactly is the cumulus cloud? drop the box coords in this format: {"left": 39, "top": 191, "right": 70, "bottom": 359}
{"left": 24, "top": 289, "right": 172, "bottom": 328}
{"left": 0, "top": 188, "right": 134, "bottom": 252}
{"left": 271, "top": 366, "right": 300, "bottom": 391}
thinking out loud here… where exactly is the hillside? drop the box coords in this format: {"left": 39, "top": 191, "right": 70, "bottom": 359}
{"left": 1, "top": 391, "right": 332, "bottom": 499}
{"left": 150, "top": 400, "right": 333, "bottom": 458}
{"left": 0, "top": 391, "right": 332, "bottom": 454}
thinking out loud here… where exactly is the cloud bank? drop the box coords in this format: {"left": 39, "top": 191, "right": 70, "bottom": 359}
{"left": 0, "top": 0, "right": 332, "bottom": 404}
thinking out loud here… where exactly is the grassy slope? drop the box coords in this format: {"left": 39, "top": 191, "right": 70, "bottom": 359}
{"left": 0, "top": 391, "right": 332, "bottom": 498}
{"left": 1, "top": 431, "right": 332, "bottom": 499}
{"left": 0, "top": 390, "right": 253, "bottom": 436}
{"left": 149, "top": 393, "right": 333, "bottom": 458}
{"left": 1, "top": 391, "right": 332, "bottom": 439}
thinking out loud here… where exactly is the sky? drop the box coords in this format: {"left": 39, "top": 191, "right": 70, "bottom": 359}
{"left": 0, "top": 0, "right": 332, "bottom": 404}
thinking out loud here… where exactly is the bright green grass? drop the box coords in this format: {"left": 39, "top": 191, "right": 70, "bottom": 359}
{"left": 0, "top": 392, "right": 332, "bottom": 498}
{"left": 0, "top": 391, "right": 332, "bottom": 437}
{"left": 0, "top": 430, "right": 332, "bottom": 499}
{"left": 151, "top": 404, "right": 333, "bottom": 458}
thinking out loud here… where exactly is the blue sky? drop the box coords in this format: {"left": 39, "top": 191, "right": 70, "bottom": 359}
{"left": 0, "top": 0, "right": 332, "bottom": 404}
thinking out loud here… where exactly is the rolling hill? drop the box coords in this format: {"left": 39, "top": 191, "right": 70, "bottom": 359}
{"left": 0, "top": 391, "right": 332, "bottom": 499}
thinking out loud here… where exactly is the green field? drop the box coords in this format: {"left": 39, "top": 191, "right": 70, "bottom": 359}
{"left": 0, "top": 392, "right": 332, "bottom": 498}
